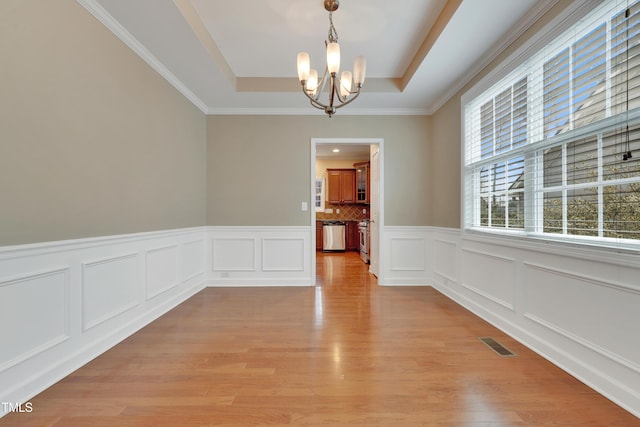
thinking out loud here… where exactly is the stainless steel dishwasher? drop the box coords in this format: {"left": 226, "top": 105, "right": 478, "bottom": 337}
{"left": 322, "top": 221, "right": 346, "bottom": 251}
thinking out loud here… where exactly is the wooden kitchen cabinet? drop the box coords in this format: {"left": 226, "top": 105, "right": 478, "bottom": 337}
{"left": 353, "top": 161, "right": 370, "bottom": 204}
{"left": 327, "top": 169, "right": 356, "bottom": 204}
{"left": 346, "top": 221, "right": 359, "bottom": 251}
{"left": 316, "top": 221, "right": 323, "bottom": 251}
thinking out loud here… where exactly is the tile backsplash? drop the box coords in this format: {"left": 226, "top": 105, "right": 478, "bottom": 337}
{"left": 316, "top": 202, "right": 369, "bottom": 221}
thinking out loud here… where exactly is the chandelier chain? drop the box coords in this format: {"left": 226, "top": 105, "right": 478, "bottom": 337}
{"left": 327, "top": 12, "right": 338, "bottom": 44}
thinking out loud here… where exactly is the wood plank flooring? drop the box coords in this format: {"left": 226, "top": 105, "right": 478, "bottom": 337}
{"left": 2, "top": 251, "right": 638, "bottom": 426}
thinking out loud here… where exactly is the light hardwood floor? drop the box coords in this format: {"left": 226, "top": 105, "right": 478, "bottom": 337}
{"left": 2, "top": 251, "right": 638, "bottom": 426}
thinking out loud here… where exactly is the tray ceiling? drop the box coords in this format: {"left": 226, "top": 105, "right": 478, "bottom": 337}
{"left": 83, "top": 0, "right": 555, "bottom": 115}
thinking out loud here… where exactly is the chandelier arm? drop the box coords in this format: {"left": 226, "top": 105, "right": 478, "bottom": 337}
{"left": 309, "top": 100, "right": 327, "bottom": 111}
{"left": 328, "top": 73, "right": 337, "bottom": 110}
{"left": 299, "top": 80, "right": 362, "bottom": 113}
{"left": 300, "top": 84, "right": 322, "bottom": 104}
{"left": 300, "top": 83, "right": 332, "bottom": 111}
{"left": 333, "top": 87, "right": 361, "bottom": 110}
{"left": 331, "top": 78, "right": 362, "bottom": 107}
{"left": 314, "top": 68, "right": 331, "bottom": 101}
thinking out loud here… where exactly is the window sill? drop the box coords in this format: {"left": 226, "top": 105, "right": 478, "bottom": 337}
{"left": 463, "top": 226, "right": 640, "bottom": 263}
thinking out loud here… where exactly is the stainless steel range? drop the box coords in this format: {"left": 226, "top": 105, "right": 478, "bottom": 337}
{"left": 358, "top": 221, "right": 369, "bottom": 264}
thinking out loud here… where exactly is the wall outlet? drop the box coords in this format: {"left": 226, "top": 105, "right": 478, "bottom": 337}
{"left": 336, "top": 208, "right": 340, "bottom": 214}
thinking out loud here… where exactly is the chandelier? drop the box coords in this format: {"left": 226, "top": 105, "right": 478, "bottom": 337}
{"left": 296, "top": 0, "right": 366, "bottom": 117}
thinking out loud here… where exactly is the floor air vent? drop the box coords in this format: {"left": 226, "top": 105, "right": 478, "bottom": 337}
{"left": 479, "top": 337, "right": 516, "bottom": 357}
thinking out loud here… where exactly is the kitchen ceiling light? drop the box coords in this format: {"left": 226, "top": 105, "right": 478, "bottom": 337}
{"left": 296, "top": 0, "right": 366, "bottom": 117}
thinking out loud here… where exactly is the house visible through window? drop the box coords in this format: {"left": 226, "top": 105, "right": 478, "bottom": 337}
{"left": 464, "top": 0, "right": 640, "bottom": 248}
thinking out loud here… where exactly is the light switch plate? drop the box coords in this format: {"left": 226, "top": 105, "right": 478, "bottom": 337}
{"left": 301, "top": 202, "right": 308, "bottom": 211}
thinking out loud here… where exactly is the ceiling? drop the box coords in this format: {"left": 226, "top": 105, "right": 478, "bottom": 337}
{"left": 82, "top": 0, "right": 555, "bottom": 116}
{"left": 316, "top": 143, "right": 370, "bottom": 160}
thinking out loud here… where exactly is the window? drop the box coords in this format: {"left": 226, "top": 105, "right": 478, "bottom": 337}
{"left": 464, "top": 1, "right": 640, "bottom": 249}
{"left": 315, "top": 177, "right": 325, "bottom": 212}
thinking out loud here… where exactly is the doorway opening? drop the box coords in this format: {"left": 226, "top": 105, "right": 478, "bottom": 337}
{"left": 310, "top": 138, "right": 383, "bottom": 285}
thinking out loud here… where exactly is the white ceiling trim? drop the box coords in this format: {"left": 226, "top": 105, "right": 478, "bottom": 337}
{"left": 206, "top": 107, "right": 432, "bottom": 116}
{"left": 461, "top": 0, "right": 601, "bottom": 106}
{"left": 423, "top": 0, "right": 560, "bottom": 115}
{"left": 76, "top": 0, "right": 209, "bottom": 113}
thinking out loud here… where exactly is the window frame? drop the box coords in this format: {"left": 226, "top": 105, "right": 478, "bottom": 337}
{"left": 314, "top": 177, "right": 325, "bottom": 212}
{"left": 461, "top": 0, "right": 640, "bottom": 252}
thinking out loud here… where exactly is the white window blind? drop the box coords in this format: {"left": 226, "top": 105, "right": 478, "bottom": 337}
{"left": 464, "top": 0, "right": 640, "bottom": 248}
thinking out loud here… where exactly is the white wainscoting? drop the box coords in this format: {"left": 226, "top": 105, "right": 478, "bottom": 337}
{"left": 207, "top": 227, "right": 311, "bottom": 286}
{"left": 0, "top": 227, "right": 206, "bottom": 416}
{"left": 82, "top": 253, "right": 138, "bottom": 331}
{"left": 2, "top": 224, "right": 639, "bottom": 418}
{"left": 381, "top": 227, "right": 432, "bottom": 285}
{"left": 426, "top": 228, "right": 640, "bottom": 419}
{"left": 0, "top": 268, "right": 70, "bottom": 373}
{"left": 460, "top": 247, "right": 516, "bottom": 312}
{"left": 145, "top": 244, "right": 180, "bottom": 300}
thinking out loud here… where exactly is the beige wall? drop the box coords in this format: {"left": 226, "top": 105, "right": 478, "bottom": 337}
{"left": 8, "top": 0, "right": 567, "bottom": 240}
{"left": 0, "top": 0, "right": 207, "bottom": 246}
{"left": 207, "top": 115, "right": 431, "bottom": 226}
{"left": 430, "top": 97, "right": 461, "bottom": 228}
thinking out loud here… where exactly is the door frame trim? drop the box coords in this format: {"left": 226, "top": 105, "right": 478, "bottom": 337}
{"left": 310, "top": 138, "right": 384, "bottom": 284}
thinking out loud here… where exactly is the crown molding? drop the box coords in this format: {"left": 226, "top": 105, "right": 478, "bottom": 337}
{"left": 425, "top": 0, "right": 561, "bottom": 115}
{"left": 460, "top": 0, "right": 603, "bottom": 107}
{"left": 76, "top": 0, "right": 209, "bottom": 114}
{"left": 205, "top": 107, "right": 431, "bottom": 116}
